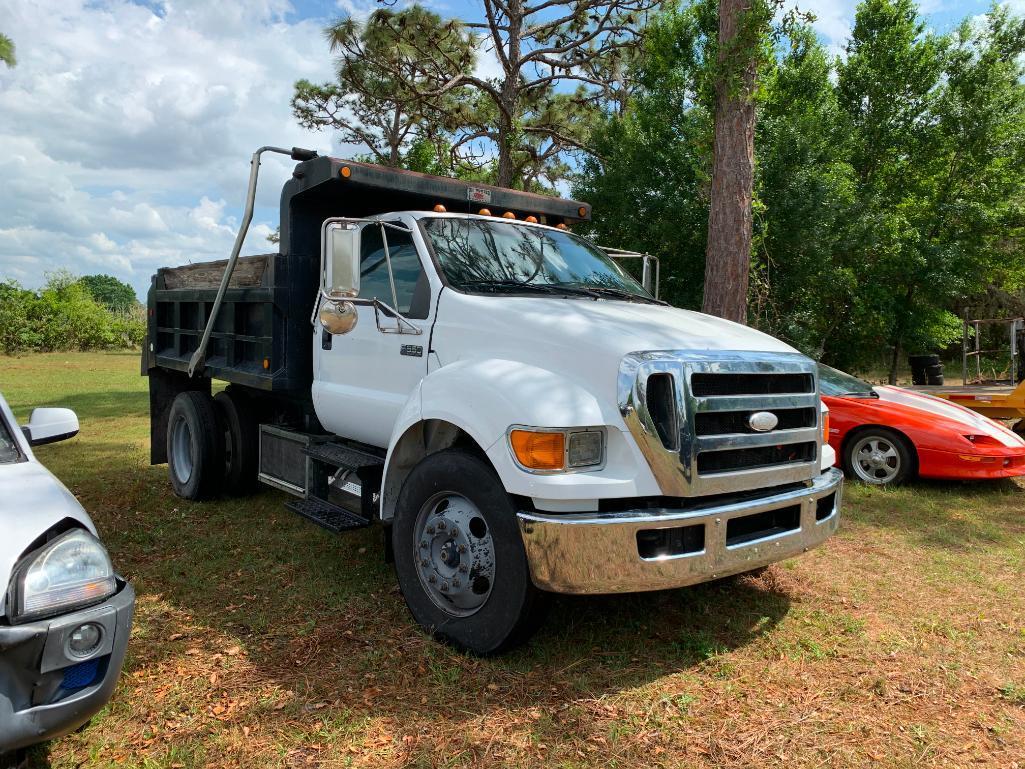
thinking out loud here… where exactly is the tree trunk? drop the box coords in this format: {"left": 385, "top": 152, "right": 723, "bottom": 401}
{"left": 496, "top": 0, "right": 522, "bottom": 188}
{"left": 702, "top": 0, "right": 758, "bottom": 324}
{"left": 889, "top": 340, "right": 900, "bottom": 385}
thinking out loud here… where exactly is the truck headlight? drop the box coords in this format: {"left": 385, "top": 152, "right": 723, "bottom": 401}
{"left": 509, "top": 427, "right": 606, "bottom": 472}
{"left": 8, "top": 529, "right": 117, "bottom": 623}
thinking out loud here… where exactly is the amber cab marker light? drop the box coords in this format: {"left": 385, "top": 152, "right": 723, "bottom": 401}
{"left": 339, "top": 166, "right": 351, "bottom": 178}
{"left": 502, "top": 211, "right": 516, "bottom": 219}
{"left": 578, "top": 206, "right": 587, "bottom": 218}
{"left": 433, "top": 204, "right": 447, "bottom": 213}
{"left": 556, "top": 223, "right": 569, "bottom": 230}
{"left": 525, "top": 215, "right": 538, "bottom": 223}
{"left": 263, "top": 358, "right": 270, "bottom": 370}
{"left": 510, "top": 430, "right": 564, "bottom": 471}
{"left": 478, "top": 208, "right": 492, "bottom": 216}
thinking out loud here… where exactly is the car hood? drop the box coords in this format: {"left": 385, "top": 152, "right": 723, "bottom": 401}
{"left": 873, "top": 386, "right": 1025, "bottom": 449}
{"left": 0, "top": 460, "right": 95, "bottom": 616}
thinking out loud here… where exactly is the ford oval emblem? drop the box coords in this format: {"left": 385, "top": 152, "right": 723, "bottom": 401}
{"left": 748, "top": 411, "right": 778, "bottom": 432}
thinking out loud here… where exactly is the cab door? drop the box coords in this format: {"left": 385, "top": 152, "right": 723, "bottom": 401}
{"left": 312, "top": 216, "right": 433, "bottom": 448}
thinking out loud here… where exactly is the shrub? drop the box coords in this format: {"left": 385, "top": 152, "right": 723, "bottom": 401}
{"left": 0, "top": 272, "right": 146, "bottom": 355}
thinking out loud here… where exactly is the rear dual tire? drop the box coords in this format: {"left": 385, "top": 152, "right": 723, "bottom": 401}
{"left": 166, "top": 389, "right": 259, "bottom": 500}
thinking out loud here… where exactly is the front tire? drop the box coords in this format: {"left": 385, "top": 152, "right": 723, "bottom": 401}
{"left": 166, "top": 391, "right": 223, "bottom": 500}
{"left": 843, "top": 428, "right": 915, "bottom": 486}
{"left": 392, "top": 449, "right": 546, "bottom": 655}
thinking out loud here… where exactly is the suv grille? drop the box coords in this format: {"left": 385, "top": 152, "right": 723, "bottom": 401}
{"left": 619, "top": 351, "right": 821, "bottom": 497}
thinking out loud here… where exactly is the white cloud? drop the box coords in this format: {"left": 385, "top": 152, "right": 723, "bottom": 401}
{"left": 0, "top": 0, "right": 339, "bottom": 298}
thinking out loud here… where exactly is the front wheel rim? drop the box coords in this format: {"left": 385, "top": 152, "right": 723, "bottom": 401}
{"left": 170, "top": 415, "right": 194, "bottom": 484}
{"left": 851, "top": 436, "right": 901, "bottom": 484}
{"left": 413, "top": 492, "right": 496, "bottom": 617}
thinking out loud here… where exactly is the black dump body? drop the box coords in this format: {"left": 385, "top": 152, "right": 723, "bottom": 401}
{"left": 142, "top": 155, "right": 591, "bottom": 394}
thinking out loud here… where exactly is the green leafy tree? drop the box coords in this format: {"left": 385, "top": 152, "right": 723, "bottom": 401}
{"left": 292, "top": 6, "right": 474, "bottom": 167}
{"left": 574, "top": 2, "right": 712, "bottom": 308}
{"left": 834, "top": 0, "right": 1025, "bottom": 381}
{"left": 79, "top": 274, "right": 138, "bottom": 312}
{"left": 0, "top": 33, "right": 14, "bottom": 68}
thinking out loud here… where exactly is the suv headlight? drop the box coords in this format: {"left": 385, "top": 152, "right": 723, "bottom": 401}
{"left": 8, "top": 529, "right": 116, "bottom": 623}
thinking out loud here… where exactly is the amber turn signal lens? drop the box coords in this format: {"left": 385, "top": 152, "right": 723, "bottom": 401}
{"left": 339, "top": 166, "right": 351, "bottom": 178}
{"left": 263, "top": 358, "right": 270, "bottom": 370}
{"left": 510, "top": 430, "right": 564, "bottom": 471}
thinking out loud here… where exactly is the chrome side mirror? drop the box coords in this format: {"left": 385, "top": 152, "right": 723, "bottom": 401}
{"left": 319, "top": 300, "right": 358, "bottom": 335}
{"left": 323, "top": 223, "right": 360, "bottom": 297}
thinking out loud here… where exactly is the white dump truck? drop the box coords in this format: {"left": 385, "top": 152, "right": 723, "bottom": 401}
{"left": 143, "top": 146, "right": 842, "bottom": 654}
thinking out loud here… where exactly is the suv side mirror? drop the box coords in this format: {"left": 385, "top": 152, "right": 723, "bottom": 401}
{"left": 323, "top": 222, "right": 360, "bottom": 298}
{"left": 24, "top": 408, "right": 79, "bottom": 446}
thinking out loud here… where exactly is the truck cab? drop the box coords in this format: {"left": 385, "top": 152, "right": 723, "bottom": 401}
{"left": 144, "top": 150, "right": 842, "bottom": 654}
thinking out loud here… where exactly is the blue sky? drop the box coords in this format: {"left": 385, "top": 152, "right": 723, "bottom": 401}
{"left": 0, "top": 0, "right": 1015, "bottom": 300}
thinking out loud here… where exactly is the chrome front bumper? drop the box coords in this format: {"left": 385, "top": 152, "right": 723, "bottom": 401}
{"left": 517, "top": 467, "right": 843, "bottom": 594}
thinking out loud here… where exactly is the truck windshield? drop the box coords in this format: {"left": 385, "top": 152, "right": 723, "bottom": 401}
{"left": 818, "top": 364, "right": 877, "bottom": 397}
{"left": 421, "top": 217, "right": 654, "bottom": 301}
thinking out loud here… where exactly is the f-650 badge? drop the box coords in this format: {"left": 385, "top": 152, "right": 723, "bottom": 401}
{"left": 400, "top": 345, "right": 424, "bottom": 358}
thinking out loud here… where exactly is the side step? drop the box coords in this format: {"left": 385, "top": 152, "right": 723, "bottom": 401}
{"left": 303, "top": 442, "right": 383, "bottom": 470}
{"left": 286, "top": 497, "right": 370, "bottom": 533}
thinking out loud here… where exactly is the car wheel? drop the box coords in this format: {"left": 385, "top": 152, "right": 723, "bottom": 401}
{"left": 844, "top": 429, "right": 914, "bottom": 485}
{"left": 392, "top": 448, "right": 547, "bottom": 655}
{"left": 214, "top": 389, "right": 259, "bottom": 496}
{"left": 166, "top": 391, "right": 223, "bottom": 500}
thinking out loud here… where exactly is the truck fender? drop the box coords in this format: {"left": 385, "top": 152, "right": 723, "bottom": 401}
{"left": 380, "top": 358, "right": 614, "bottom": 520}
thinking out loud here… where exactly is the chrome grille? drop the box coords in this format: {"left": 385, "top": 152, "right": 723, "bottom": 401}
{"left": 618, "top": 351, "right": 821, "bottom": 496}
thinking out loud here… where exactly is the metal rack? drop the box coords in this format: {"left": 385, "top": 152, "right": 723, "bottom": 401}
{"left": 962, "top": 314, "right": 1025, "bottom": 386}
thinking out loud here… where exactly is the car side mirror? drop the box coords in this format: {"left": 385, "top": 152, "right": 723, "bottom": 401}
{"left": 323, "top": 223, "right": 360, "bottom": 298}
{"left": 24, "top": 408, "right": 79, "bottom": 446}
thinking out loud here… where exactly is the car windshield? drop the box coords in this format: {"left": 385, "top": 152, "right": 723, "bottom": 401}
{"left": 818, "top": 363, "right": 876, "bottom": 397}
{"left": 0, "top": 414, "right": 21, "bottom": 464}
{"left": 421, "top": 217, "right": 655, "bottom": 302}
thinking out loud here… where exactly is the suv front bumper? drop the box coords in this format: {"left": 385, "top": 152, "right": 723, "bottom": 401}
{"left": 0, "top": 579, "right": 135, "bottom": 753}
{"left": 518, "top": 467, "right": 843, "bottom": 593}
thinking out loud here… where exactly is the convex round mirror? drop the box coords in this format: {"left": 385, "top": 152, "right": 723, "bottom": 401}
{"left": 319, "top": 300, "right": 358, "bottom": 335}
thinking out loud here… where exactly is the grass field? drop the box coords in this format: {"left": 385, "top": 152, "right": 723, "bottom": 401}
{"left": 3, "top": 352, "right": 1024, "bottom": 768}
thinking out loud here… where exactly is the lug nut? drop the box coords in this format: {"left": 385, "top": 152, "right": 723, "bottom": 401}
{"left": 457, "top": 544, "right": 467, "bottom": 554}
{"left": 428, "top": 575, "right": 436, "bottom": 583}
{"left": 437, "top": 521, "right": 447, "bottom": 530}
{"left": 458, "top": 565, "right": 468, "bottom": 574}
{"left": 420, "top": 558, "right": 429, "bottom": 567}
{"left": 426, "top": 526, "right": 435, "bottom": 535}
{"left": 440, "top": 583, "right": 449, "bottom": 592}
{"left": 420, "top": 540, "right": 428, "bottom": 548}
{"left": 452, "top": 578, "right": 461, "bottom": 588}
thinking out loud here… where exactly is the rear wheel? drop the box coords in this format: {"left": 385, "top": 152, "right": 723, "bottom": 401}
{"left": 392, "top": 449, "right": 547, "bottom": 655}
{"left": 843, "top": 429, "right": 914, "bottom": 486}
{"left": 214, "top": 389, "right": 260, "bottom": 496}
{"left": 167, "top": 391, "right": 223, "bottom": 500}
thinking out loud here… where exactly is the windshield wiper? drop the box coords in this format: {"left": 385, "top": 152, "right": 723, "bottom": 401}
{"left": 457, "top": 280, "right": 605, "bottom": 298}
{"left": 567, "top": 284, "right": 666, "bottom": 305}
